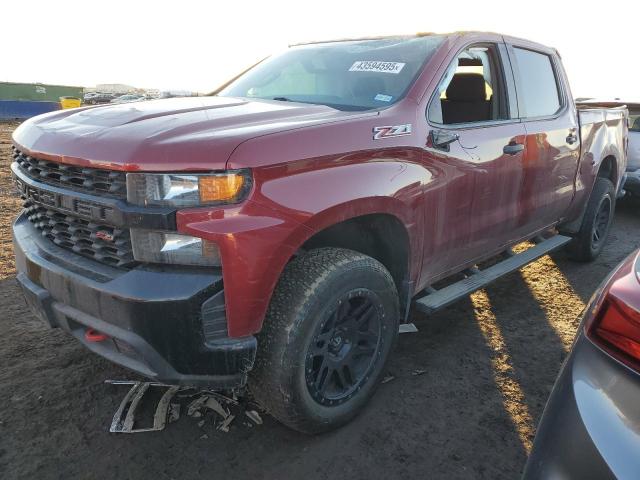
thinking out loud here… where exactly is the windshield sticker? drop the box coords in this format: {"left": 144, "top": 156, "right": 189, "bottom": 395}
{"left": 374, "top": 94, "right": 393, "bottom": 102}
{"left": 373, "top": 124, "right": 412, "bottom": 140}
{"left": 349, "top": 61, "right": 406, "bottom": 74}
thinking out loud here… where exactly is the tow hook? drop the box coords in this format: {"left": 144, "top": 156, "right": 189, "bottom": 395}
{"left": 85, "top": 328, "right": 110, "bottom": 342}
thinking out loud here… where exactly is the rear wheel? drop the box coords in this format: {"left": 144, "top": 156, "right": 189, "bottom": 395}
{"left": 566, "top": 177, "right": 615, "bottom": 262}
{"left": 250, "top": 248, "right": 399, "bottom": 433}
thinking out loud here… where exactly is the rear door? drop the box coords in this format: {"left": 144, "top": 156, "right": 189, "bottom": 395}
{"left": 628, "top": 106, "right": 640, "bottom": 171}
{"left": 420, "top": 40, "right": 527, "bottom": 281}
{"left": 506, "top": 41, "right": 580, "bottom": 236}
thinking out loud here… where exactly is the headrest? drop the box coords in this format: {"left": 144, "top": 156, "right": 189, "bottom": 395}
{"left": 446, "top": 73, "right": 486, "bottom": 102}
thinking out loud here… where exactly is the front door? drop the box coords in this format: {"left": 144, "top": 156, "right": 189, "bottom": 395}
{"left": 420, "top": 41, "right": 527, "bottom": 283}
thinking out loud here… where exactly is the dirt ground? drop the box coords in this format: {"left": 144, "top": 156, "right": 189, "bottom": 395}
{"left": 0, "top": 120, "right": 638, "bottom": 480}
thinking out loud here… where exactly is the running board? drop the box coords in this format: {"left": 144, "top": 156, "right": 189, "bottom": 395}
{"left": 414, "top": 235, "right": 572, "bottom": 315}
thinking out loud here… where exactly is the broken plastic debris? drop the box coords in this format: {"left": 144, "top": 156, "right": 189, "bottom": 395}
{"left": 168, "top": 403, "right": 181, "bottom": 424}
{"left": 200, "top": 434, "right": 209, "bottom": 440}
{"left": 204, "top": 396, "right": 230, "bottom": 419}
{"left": 399, "top": 323, "right": 418, "bottom": 333}
{"left": 205, "top": 390, "right": 239, "bottom": 406}
{"left": 412, "top": 369, "right": 427, "bottom": 376}
{"left": 381, "top": 375, "right": 395, "bottom": 384}
{"left": 107, "top": 381, "right": 180, "bottom": 433}
{"left": 218, "top": 414, "right": 235, "bottom": 433}
{"left": 107, "top": 381, "right": 261, "bottom": 434}
{"left": 245, "top": 410, "right": 263, "bottom": 425}
{"left": 187, "top": 395, "right": 209, "bottom": 416}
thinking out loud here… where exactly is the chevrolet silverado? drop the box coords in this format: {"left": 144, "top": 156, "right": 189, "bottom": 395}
{"left": 11, "top": 32, "right": 628, "bottom": 433}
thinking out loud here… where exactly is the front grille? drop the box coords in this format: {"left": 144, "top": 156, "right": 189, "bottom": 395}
{"left": 24, "top": 200, "right": 135, "bottom": 268}
{"left": 13, "top": 146, "right": 127, "bottom": 198}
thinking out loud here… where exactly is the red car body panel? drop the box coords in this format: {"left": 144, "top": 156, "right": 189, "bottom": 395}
{"left": 11, "top": 32, "right": 628, "bottom": 338}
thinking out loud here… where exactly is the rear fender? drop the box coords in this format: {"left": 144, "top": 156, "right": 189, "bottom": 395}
{"left": 562, "top": 110, "right": 626, "bottom": 232}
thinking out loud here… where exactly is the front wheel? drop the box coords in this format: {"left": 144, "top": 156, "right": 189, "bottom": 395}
{"left": 566, "top": 177, "right": 615, "bottom": 262}
{"left": 249, "top": 248, "right": 399, "bottom": 434}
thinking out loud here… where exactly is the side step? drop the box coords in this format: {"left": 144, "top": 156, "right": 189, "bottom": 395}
{"left": 414, "top": 235, "right": 572, "bottom": 315}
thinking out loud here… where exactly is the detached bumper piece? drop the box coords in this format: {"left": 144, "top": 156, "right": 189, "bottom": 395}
{"left": 13, "top": 214, "right": 256, "bottom": 389}
{"left": 109, "top": 381, "right": 180, "bottom": 433}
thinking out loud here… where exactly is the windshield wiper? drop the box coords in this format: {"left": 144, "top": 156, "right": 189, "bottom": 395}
{"left": 264, "top": 96, "right": 365, "bottom": 111}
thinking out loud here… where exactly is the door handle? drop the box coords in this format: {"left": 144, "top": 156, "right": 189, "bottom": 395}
{"left": 566, "top": 133, "right": 578, "bottom": 145}
{"left": 503, "top": 142, "right": 524, "bottom": 155}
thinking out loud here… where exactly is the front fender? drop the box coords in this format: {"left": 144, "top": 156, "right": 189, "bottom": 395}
{"left": 177, "top": 155, "right": 427, "bottom": 337}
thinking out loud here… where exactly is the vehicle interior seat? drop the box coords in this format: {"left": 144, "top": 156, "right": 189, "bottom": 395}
{"left": 633, "top": 117, "right": 640, "bottom": 131}
{"left": 441, "top": 73, "right": 491, "bottom": 124}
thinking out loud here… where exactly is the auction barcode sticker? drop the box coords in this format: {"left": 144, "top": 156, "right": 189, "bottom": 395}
{"left": 349, "top": 61, "right": 406, "bottom": 74}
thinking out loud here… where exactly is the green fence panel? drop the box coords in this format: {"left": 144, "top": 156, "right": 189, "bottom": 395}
{"left": 0, "top": 82, "right": 84, "bottom": 102}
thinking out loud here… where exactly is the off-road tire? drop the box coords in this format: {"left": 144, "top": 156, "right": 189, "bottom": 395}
{"left": 249, "top": 248, "right": 399, "bottom": 434}
{"left": 566, "top": 177, "right": 615, "bottom": 262}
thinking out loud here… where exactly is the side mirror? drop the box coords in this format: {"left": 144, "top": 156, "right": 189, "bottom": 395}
{"left": 430, "top": 130, "right": 459, "bottom": 151}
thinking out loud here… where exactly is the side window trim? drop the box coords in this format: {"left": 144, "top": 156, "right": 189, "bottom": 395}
{"left": 506, "top": 43, "right": 567, "bottom": 122}
{"left": 426, "top": 41, "right": 520, "bottom": 129}
{"left": 498, "top": 42, "right": 520, "bottom": 120}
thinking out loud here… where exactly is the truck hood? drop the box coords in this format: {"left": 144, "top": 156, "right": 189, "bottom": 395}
{"left": 12, "top": 96, "right": 363, "bottom": 171}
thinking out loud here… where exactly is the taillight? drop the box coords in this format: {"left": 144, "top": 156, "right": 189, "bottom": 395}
{"left": 586, "top": 251, "right": 640, "bottom": 372}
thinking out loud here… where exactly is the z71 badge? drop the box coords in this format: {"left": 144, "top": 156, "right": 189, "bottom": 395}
{"left": 373, "top": 124, "right": 412, "bottom": 140}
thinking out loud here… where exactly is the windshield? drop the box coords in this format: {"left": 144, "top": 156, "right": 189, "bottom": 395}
{"left": 218, "top": 35, "right": 445, "bottom": 111}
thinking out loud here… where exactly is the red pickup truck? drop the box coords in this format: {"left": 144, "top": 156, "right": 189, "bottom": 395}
{"left": 11, "top": 32, "right": 627, "bottom": 433}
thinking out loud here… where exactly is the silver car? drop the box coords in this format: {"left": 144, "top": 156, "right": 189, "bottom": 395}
{"left": 626, "top": 105, "right": 640, "bottom": 197}
{"left": 110, "top": 94, "right": 145, "bottom": 104}
{"left": 524, "top": 249, "right": 640, "bottom": 479}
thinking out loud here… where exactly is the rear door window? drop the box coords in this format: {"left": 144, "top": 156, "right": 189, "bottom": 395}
{"left": 629, "top": 109, "right": 640, "bottom": 132}
{"left": 512, "top": 48, "right": 561, "bottom": 118}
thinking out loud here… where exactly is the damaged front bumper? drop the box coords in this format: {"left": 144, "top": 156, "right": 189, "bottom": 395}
{"left": 12, "top": 213, "right": 256, "bottom": 389}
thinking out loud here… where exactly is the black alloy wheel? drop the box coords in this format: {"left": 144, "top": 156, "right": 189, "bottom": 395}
{"left": 249, "top": 248, "right": 399, "bottom": 433}
{"left": 305, "top": 290, "right": 382, "bottom": 406}
{"left": 591, "top": 196, "right": 612, "bottom": 250}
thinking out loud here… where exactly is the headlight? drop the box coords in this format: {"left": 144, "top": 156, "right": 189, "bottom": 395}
{"left": 126, "top": 170, "right": 251, "bottom": 207}
{"left": 130, "top": 229, "right": 221, "bottom": 266}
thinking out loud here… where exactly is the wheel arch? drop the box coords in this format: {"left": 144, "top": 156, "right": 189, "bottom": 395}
{"left": 597, "top": 154, "right": 618, "bottom": 186}
{"left": 252, "top": 198, "right": 420, "bottom": 333}
{"left": 560, "top": 152, "right": 620, "bottom": 235}
{"left": 299, "top": 212, "right": 412, "bottom": 309}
